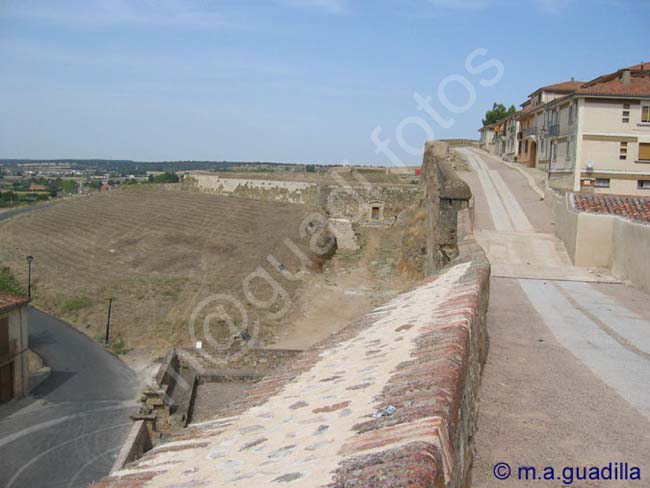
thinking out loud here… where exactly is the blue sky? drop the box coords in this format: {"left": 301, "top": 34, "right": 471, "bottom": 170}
{"left": 0, "top": 0, "right": 647, "bottom": 164}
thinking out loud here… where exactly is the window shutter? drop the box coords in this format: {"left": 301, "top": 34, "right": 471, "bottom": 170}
{"left": 640, "top": 143, "right": 650, "bottom": 161}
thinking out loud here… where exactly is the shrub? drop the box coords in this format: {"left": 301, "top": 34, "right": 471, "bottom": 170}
{"left": 0, "top": 267, "right": 26, "bottom": 296}
{"left": 61, "top": 297, "right": 94, "bottom": 313}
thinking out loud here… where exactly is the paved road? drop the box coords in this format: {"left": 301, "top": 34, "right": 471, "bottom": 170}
{"left": 0, "top": 308, "right": 137, "bottom": 488}
{"left": 457, "top": 148, "right": 650, "bottom": 487}
{"left": 0, "top": 203, "right": 52, "bottom": 223}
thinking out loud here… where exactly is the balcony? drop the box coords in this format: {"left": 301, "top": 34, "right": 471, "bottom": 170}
{"left": 526, "top": 126, "right": 538, "bottom": 137}
{"left": 549, "top": 124, "right": 560, "bottom": 137}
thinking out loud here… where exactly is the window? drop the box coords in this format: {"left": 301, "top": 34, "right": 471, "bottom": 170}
{"left": 623, "top": 103, "right": 630, "bottom": 109}
{"left": 640, "top": 143, "right": 650, "bottom": 161}
{"left": 638, "top": 180, "right": 650, "bottom": 189}
{"left": 568, "top": 105, "right": 574, "bottom": 125}
{"left": 595, "top": 178, "right": 610, "bottom": 188}
{"left": 566, "top": 140, "right": 572, "bottom": 161}
{"left": 620, "top": 141, "right": 628, "bottom": 160}
{"left": 642, "top": 106, "right": 650, "bottom": 124}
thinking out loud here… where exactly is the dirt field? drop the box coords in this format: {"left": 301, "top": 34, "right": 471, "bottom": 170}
{"left": 0, "top": 185, "right": 416, "bottom": 360}
{"left": 0, "top": 186, "right": 325, "bottom": 354}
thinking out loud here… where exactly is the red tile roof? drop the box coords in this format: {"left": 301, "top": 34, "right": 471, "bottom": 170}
{"left": 575, "top": 194, "right": 650, "bottom": 222}
{"left": 528, "top": 80, "right": 585, "bottom": 97}
{"left": 0, "top": 292, "right": 29, "bottom": 313}
{"left": 575, "top": 72, "right": 650, "bottom": 97}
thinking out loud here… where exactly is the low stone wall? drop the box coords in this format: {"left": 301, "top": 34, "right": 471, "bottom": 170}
{"left": 548, "top": 188, "right": 650, "bottom": 292}
{"left": 110, "top": 420, "right": 153, "bottom": 474}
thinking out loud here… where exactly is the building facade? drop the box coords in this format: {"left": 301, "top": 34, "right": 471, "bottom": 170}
{"left": 0, "top": 293, "right": 30, "bottom": 404}
{"left": 479, "top": 63, "right": 650, "bottom": 196}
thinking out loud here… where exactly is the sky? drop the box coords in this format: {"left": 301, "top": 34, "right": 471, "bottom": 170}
{"left": 0, "top": 0, "right": 648, "bottom": 165}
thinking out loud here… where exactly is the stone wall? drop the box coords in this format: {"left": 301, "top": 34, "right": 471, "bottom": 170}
{"left": 419, "top": 140, "right": 473, "bottom": 275}
{"left": 97, "top": 144, "right": 490, "bottom": 488}
{"left": 185, "top": 174, "right": 421, "bottom": 224}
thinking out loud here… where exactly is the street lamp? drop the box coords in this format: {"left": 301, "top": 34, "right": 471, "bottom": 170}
{"left": 26, "top": 256, "right": 34, "bottom": 299}
{"left": 105, "top": 298, "right": 113, "bottom": 346}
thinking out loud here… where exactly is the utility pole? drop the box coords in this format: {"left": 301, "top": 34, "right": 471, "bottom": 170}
{"left": 26, "top": 256, "right": 34, "bottom": 299}
{"left": 104, "top": 298, "right": 113, "bottom": 345}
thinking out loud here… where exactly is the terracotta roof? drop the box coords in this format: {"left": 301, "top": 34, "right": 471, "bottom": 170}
{"left": 528, "top": 80, "right": 585, "bottom": 97}
{"left": 575, "top": 194, "right": 650, "bottom": 222}
{"left": 575, "top": 72, "right": 650, "bottom": 97}
{"left": 0, "top": 292, "right": 29, "bottom": 313}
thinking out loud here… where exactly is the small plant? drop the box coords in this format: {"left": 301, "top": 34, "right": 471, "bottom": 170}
{"left": 61, "top": 296, "right": 94, "bottom": 313}
{"left": 95, "top": 335, "right": 130, "bottom": 355}
{"left": 0, "top": 267, "right": 26, "bottom": 296}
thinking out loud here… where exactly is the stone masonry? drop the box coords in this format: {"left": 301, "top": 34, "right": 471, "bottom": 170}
{"left": 95, "top": 237, "right": 489, "bottom": 487}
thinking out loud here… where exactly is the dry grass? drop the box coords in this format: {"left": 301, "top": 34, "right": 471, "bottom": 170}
{"left": 0, "top": 186, "right": 321, "bottom": 353}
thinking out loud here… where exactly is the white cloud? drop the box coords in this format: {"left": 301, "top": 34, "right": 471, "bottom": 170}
{"left": 275, "top": 0, "right": 345, "bottom": 14}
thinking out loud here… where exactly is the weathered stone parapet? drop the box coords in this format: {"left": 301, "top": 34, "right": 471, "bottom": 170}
{"left": 421, "top": 140, "right": 473, "bottom": 273}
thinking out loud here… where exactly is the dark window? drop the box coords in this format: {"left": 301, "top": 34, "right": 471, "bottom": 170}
{"left": 594, "top": 178, "right": 610, "bottom": 188}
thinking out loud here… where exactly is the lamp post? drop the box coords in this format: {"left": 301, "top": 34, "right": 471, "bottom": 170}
{"left": 26, "top": 256, "right": 34, "bottom": 299}
{"left": 104, "top": 298, "right": 113, "bottom": 346}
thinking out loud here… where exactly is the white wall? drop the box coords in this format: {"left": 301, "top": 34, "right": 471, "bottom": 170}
{"left": 549, "top": 189, "right": 650, "bottom": 293}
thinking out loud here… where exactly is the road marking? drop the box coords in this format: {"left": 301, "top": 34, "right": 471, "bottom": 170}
{"left": 519, "top": 278, "right": 650, "bottom": 421}
{"left": 555, "top": 281, "right": 650, "bottom": 359}
{"left": 0, "top": 401, "right": 138, "bottom": 449}
{"left": 488, "top": 169, "right": 533, "bottom": 231}
{"left": 5, "top": 422, "right": 131, "bottom": 488}
{"left": 458, "top": 148, "right": 532, "bottom": 232}
{"left": 459, "top": 149, "right": 513, "bottom": 231}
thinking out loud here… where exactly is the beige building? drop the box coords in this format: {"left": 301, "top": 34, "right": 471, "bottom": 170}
{"left": 0, "top": 293, "right": 30, "bottom": 403}
{"left": 478, "top": 122, "right": 497, "bottom": 153}
{"left": 532, "top": 64, "right": 650, "bottom": 195}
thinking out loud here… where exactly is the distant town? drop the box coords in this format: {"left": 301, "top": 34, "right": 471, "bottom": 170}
{"left": 0, "top": 159, "right": 336, "bottom": 208}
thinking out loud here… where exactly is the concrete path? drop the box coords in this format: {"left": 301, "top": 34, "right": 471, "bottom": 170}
{"left": 0, "top": 308, "right": 137, "bottom": 488}
{"left": 456, "top": 148, "right": 650, "bottom": 486}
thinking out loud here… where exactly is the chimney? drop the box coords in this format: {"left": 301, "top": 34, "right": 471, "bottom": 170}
{"left": 621, "top": 69, "right": 631, "bottom": 85}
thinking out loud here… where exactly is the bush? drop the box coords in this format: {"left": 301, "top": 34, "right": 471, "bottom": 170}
{"left": 61, "top": 297, "right": 94, "bottom": 313}
{"left": 0, "top": 267, "right": 26, "bottom": 296}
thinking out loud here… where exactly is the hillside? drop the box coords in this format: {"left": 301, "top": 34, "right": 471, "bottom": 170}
{"left": 0, "top": 186, "right": 326, "bottom": 353}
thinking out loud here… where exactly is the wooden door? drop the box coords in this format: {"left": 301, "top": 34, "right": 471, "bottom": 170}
{"left": 0, "top": 362, "right": 14, "bottom": 403}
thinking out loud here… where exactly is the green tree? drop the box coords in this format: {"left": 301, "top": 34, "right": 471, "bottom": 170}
{"left": 61, "top": 180, "right": 78, "bottom": 194}
{"left": 152, "top": 172, "right": 180, "bottom": 184}
{"left": 482, "top": 103, "right": 517, "bottom": 126}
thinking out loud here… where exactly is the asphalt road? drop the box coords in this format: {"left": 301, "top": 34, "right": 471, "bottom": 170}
{"left": 457, "top": 148, "right": 650, "bottom": 487}
{"left": 0, "top": 308, "right": 137, "bottom": 488}
{"left": 0, "top": 203, "right": 52, "bottom": 223}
